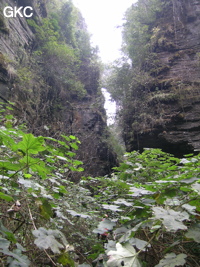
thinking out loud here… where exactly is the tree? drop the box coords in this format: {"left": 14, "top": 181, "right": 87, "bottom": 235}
{"left": 122, "top": 0, "right": 163, "bottom": 66}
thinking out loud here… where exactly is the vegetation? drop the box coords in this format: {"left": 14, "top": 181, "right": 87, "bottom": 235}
{"left": 0, "top": 102, "right": 85, "bottom": 266}
{"left": 104, "top": 0, "right": 200, "bottom": 154}
{"left": 107, "top": 124, "right": 125, "bottom": 161}
{"left": 0, "top": 102, "right": 200, "bottom": 266}
{"left": 122, "top": 0, "right": 164, "bottom": 67}
{"left": 1, "top": 0, "right": 200, "bottom": 266}
{"left": 1, "top": 0, "right": 102, "bottom": 140}
{"left": 0, "top": 13, "right": 9, "bottom": 34}
{"left": 27, "top": 0, "right": 98, "bottom": 99}
{"left": 105, "top": 0, "right": 168, "bottom": 92}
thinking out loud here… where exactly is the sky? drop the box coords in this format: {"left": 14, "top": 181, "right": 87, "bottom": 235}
{"left": 73, "top": 0, "right": 137, "bottom": 63}
{"left": 72, "top": 0, "right": 138, "bottom": 124}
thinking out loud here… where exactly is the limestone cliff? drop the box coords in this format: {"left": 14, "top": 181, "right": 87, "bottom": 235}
{"left": 0, "top": 0, "right": 117, "bottom": 177}
{"left": 121, "top": 0, "right": 200, "bottom": 156}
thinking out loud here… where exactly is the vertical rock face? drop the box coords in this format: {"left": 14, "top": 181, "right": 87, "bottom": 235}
{"left": 124, "top": 0, "right": 200, "bottom": 156}
{"left": 0, "top": 0, "right": 117, "bottom": 177}
{"left": 66, "top": 103, "right": 117, "bottom": 176}
{"left": 158, "top": 0, "right": 200, "bottom": 82}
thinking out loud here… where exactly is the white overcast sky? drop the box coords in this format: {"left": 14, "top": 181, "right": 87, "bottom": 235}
{"left": 72, "top": 0, "right": 138, "bottom": 124}
{"left": 72, "top": 0, "right": 137, "bottom": 63}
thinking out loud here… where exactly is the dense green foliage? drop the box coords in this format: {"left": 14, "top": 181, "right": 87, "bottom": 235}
{"left": 105, "top": 0, "right": 167, "bottom": 90}
{"left": 122, "top": 0, "right": 163, "bottom": 67}
{"left": 7, "top": 0, "right": 101, "bottom": 137}
{"left": 0, "top": 103, "right": 200, "bottom": 266}
{"left": 27, "top": 0, "right": 99, "bottom": 99}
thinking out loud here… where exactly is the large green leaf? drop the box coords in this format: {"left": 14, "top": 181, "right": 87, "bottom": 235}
{"left": 105, "top": 240, "right": 117, "bottom": 253}
{"left": 118, "top": 222, "right": 145, "bottom": 245}
{"left": 6, "top": 249, "right": 30, "bottom": 267}
{"left": 119, "top": 228, "right": 150, "bottom": 251}
{"left": 70, "top": 142, "right": 79, "bottom": 150}
{"left": 58, "top": 252, "right": 75, "bottom": 266}
{"left": 32, "top": 227, "right": 67, "bottom": 253}
{"left": 18, "top": 178, "right": 44, "bottom": 190}
{"left": 180, "top": 177, "right": 199, "bottom": 184}
{"left": 0, "top": 239, "right": 30, "bottom": 266}
{"left": 129, "top": 187, "right": 152, "bottom": 197}
{"left": 0, "top": 161, "right": 22, "bottom": 172}
{"left": 66, "top": 209, "right": 91, "bottom": 219}
{"left": 93, "top": 219, "right": 116, "bottom": 234}
{"left": 155, "top": 253, "right": 187, "bottom": 267}
{"left": 123, "top": 238, "right": 149, "bottom": 251}
{"left": 152, "top": 207, "right": 189, "bottom": 231}
{"left": 0, "top": 238, "right": 10, "bottom": 250}
{"left": 0, "top": 192, "right": 13, "bottom": 201}
{"left": 15, "top": 134, "right": 45, "bottom": 154}
{"left": 182, "top": 204, "right": 197, "bottom": 215}
{"left": 185, "top": 223, "right": 200, "bottom": 243}
{"left": 114, "top": 199, "right": 133, "bottom": 206}
{"left": 38, "top": 198, "right": 53, "bottom": 220}
{"left": 107, "top": 242, "right": 141, "bottom": 267}
{"left": 102, "top": 204, "right": 122, "bottom": 212}
{"left": 191, "top": 182, "right": 200, "bottom": 194}
{"left": 113, "top": 227, "right": 128, "bottom": 238}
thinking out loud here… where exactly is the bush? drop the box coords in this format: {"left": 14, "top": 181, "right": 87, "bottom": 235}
{"left": 1, "top": 109, "right": 200, "bottom": 265}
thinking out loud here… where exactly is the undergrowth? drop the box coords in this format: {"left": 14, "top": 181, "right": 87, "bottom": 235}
{"left": 0, "top": 101, "right": 200, "bottom": 267}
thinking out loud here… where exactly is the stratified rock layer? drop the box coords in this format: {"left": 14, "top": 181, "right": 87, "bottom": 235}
{"left": 124, "top": 0, "right": 200, "bottom": 156}
{"left": 0, "top": 0, "right": 117, "bottom": 177}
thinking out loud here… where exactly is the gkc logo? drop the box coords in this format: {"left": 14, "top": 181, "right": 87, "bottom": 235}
{"left": 3, "top": 6, "right": 33, "bottom": 18}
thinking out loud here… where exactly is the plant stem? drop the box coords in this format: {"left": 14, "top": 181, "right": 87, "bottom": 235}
{"left": 27, "top": 202, "right": 57, "bottom": 266}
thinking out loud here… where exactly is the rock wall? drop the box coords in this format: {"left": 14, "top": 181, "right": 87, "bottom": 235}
{"left": 124, "top": 0, "right": 200, "bottom": 156}
{"left": 0, "top": 0, "right": 117, "bottom": 177}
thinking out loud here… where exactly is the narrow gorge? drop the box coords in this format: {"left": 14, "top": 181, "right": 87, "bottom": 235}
{"left": 0, "top": 1, "right": 200, "bottom": 266}
{"left": 0, "top": 0, "right": 118, "bottom": 177}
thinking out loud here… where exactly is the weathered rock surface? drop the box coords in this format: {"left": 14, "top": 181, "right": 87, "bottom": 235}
{"left": 0, "top": 0, "right": 117, "bottom": 177}
{"left": 125, "top": 0, "right": 200, "bottom": 156}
